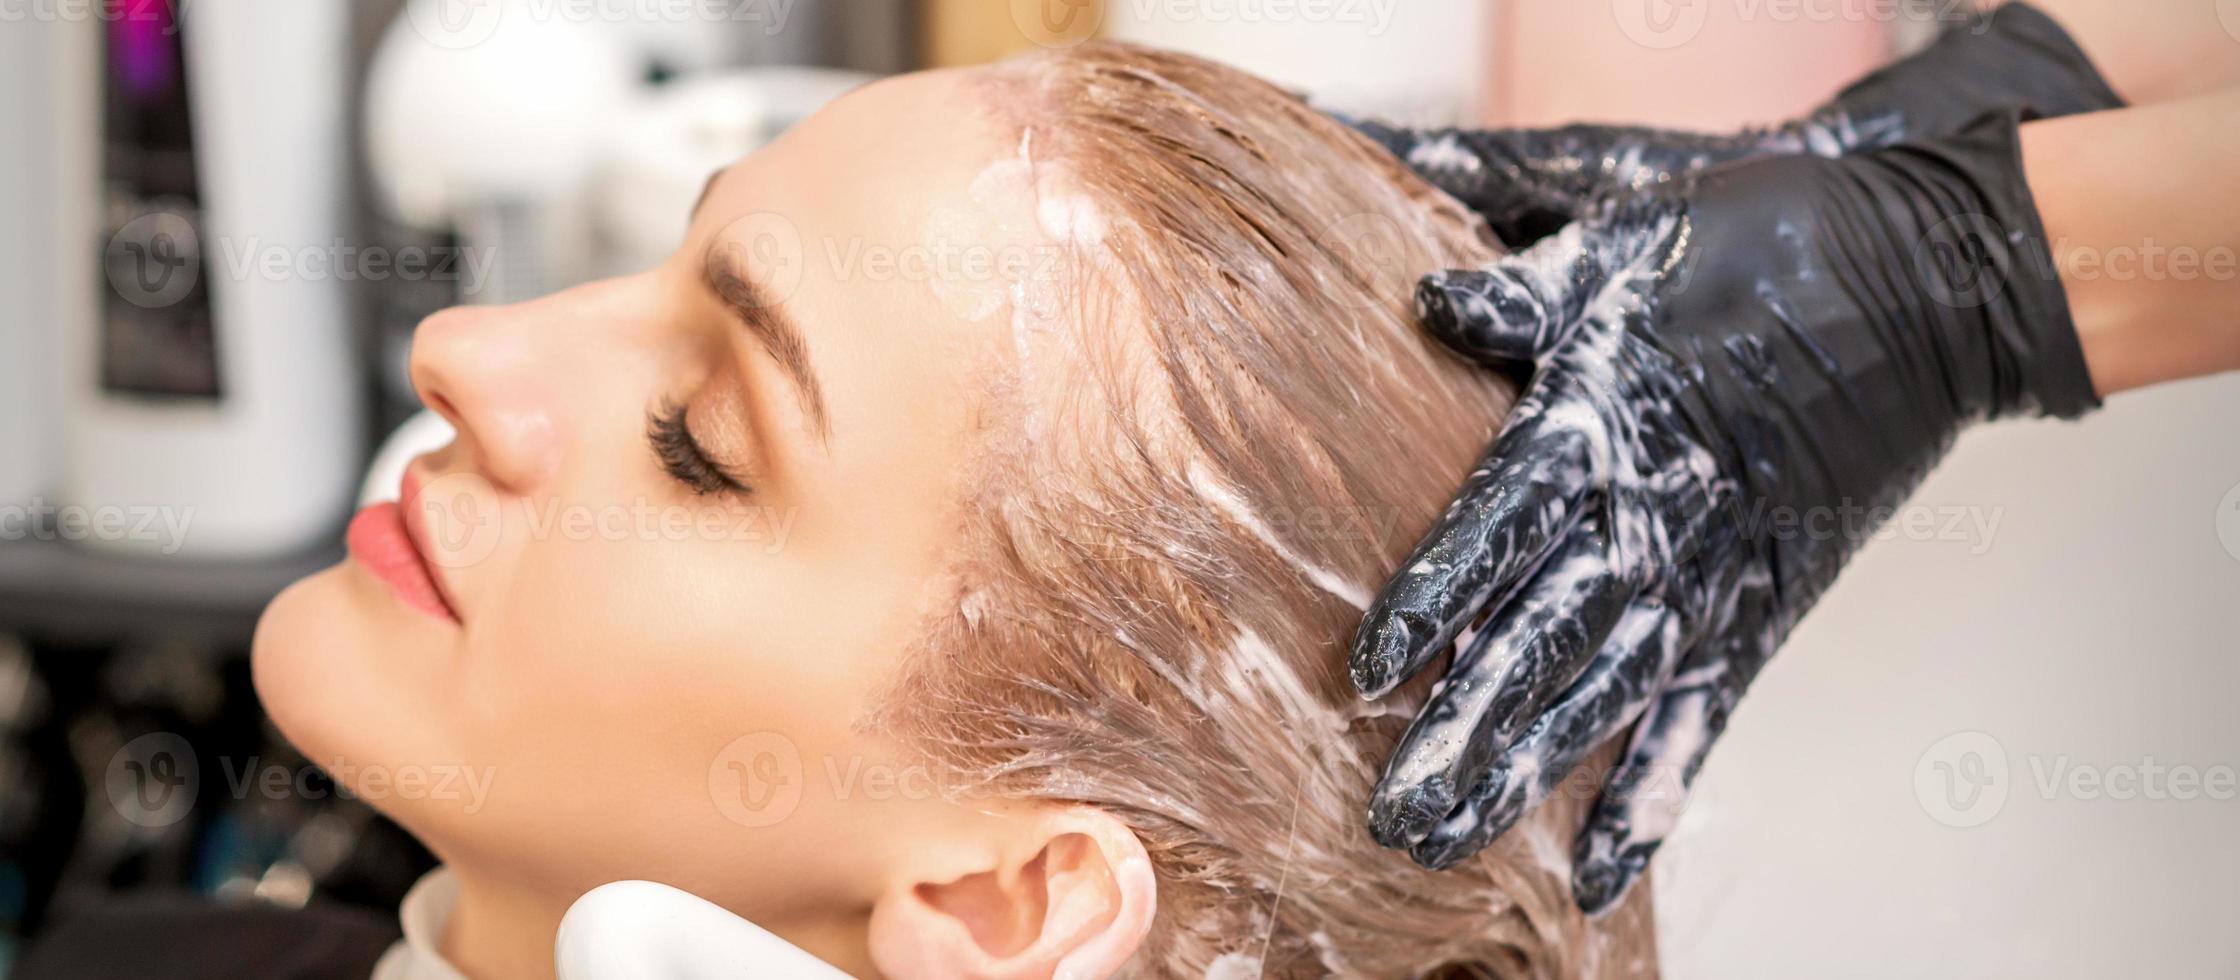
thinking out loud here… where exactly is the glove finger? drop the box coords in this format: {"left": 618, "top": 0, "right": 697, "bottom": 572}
{"left": 1570, "top": 648, "right": 1748, "bottom": 916}
{"left": 1414, "top": 270, "right": 1565, "bottom": 365}
{"left": 1367, "top": 513, "right": 1638, "bottom": 849}
{"left": 1409, "top": 599, "right": 1686, "bottom": 869}
{"left": 1414, "top": 227, "right": 1603, "bottom": 366}
{"left": 1350, "top": 390, "right": 1601, "bottom": 698}
{"left": 1421, "top": 203, "right": 1675, "bottom": 367}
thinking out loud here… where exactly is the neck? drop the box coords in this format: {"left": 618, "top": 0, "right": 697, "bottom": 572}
{"left": 441, "top": 866, "right": 567, "bottom": 980}
{"left": 432, "top": 863, "right": 880, "bottom": 980}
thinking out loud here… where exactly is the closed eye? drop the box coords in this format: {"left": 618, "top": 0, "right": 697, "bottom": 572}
{"left": 648, "top": 399, "right": 754, "bottom": 497}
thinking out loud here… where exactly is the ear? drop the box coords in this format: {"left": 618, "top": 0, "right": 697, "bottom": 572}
{"left": 867, "top": 807, "right": 1156, "bottom": 979}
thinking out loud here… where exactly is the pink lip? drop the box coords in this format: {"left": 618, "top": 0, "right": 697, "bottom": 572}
{"left": 345, "top": 463, "right": 462, "bottom": 624}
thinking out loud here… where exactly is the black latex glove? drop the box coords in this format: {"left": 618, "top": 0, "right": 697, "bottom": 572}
{"left": 1344, "top": 3, "right": 2121, "bottom": 247}
{"left": 1351, "top": 109, "right": 2103, "bottom": 913}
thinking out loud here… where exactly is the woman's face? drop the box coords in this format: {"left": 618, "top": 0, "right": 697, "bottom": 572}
{"left": 254, "top": 69, "right": 1048, "bottom": 929}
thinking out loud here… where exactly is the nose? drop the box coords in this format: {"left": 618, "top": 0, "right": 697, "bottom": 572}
{"left": 408, "top": 303, "right": 566, "bottom": 491}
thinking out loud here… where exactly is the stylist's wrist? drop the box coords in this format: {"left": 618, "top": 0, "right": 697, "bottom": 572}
{"left": 2062, "top": 257, "right": 2240, "bottom": 398}
{"left": 2022, "top": 93, "right": 2240, "bottom": 397}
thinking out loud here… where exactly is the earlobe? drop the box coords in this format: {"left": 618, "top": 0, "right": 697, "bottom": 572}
{"left": 868, "top": 807, "right": 1156, "bottom": 979}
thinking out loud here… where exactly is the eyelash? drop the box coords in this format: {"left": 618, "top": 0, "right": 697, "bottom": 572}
{"left": 647, "top": 400, "right": 754, "bottom": 498}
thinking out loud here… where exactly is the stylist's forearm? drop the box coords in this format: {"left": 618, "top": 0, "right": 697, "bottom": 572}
{"left": 2003, "top": 0, "right": 2240, "bottom": 104}
{"left": 2023, "top": 90, "right": 2240, "bottom": 395}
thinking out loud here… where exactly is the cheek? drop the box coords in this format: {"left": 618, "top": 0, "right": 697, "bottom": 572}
{"left": 471, "top": 520, "right": 861, "bottom": 705}
{"left": 426, "top": 525, "right": 894, "bottom": 891}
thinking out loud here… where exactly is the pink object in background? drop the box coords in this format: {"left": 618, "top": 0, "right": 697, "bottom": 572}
{"left": 1485, "top": 1, "right": 1895, "bottom": 129}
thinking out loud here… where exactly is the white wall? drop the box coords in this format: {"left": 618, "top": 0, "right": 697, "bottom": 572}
{"left": 1100, "top": 0, "right": 1487, "bottom": 124}
{"left": 1658, "top": 372, "right": 2240, "bottom": 979}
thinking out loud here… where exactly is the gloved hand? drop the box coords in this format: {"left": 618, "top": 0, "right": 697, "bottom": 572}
{"left": 1351, "top": 109, "right": 2103, "bottom": 913}
{"left": 1343, "top": 3, "right": 2121, "bottom": 247}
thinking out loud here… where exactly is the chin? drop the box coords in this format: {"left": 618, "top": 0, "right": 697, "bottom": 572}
{"left": 253, "top": 566, "right": 373, "bottom": 765}
{"left": 253, "top": 562, "right": 456, "bottom": 829}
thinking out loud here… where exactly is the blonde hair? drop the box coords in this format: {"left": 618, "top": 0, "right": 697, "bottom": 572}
{"left": 878, "top": 42, "right": 1658, "bottom": 978}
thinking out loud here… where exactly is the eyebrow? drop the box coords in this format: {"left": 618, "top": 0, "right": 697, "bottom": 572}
{"left": 702, "top": 243, "right": 831, "bottom": 443}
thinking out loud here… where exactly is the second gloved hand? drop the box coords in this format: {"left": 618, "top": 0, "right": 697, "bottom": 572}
{"left": 1342, "top": 2, "right": 2120, "bottom": 247}
{"left": 1351, "top": 110, "right": 2102, "bottom": 913}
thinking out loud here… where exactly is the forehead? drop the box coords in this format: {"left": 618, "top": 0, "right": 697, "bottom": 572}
{"left": 701, "top": 68, "right": 1034, "bottom": 259}
{"left": 764, "top": 68, "right": 1016, "bottom": 194}
{"left": 682, "top": 65, "right": 1117, "bottom": 500}
{"left": 704, "top": 66, "right": 1123, "bottom": 404}
{"left": 693, "top": 67, "right": 1060, "bottom": 350}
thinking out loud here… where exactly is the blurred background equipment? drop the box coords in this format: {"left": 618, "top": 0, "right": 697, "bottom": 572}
{"left": 0, "top": 15, "right": 67, "bottom": 512}
{"left": 364, "top": 0, "right": 642, "bottom": 306}
{"left": 61, "top": 1, "right": 363, "bottom": 562}
{"left": 591, "top": 67, "right": 877, "bottom": 277}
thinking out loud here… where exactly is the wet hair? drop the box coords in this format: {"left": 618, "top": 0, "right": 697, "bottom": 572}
{"left": 876, "top": 41, "right": 1658, "bottom": 978}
